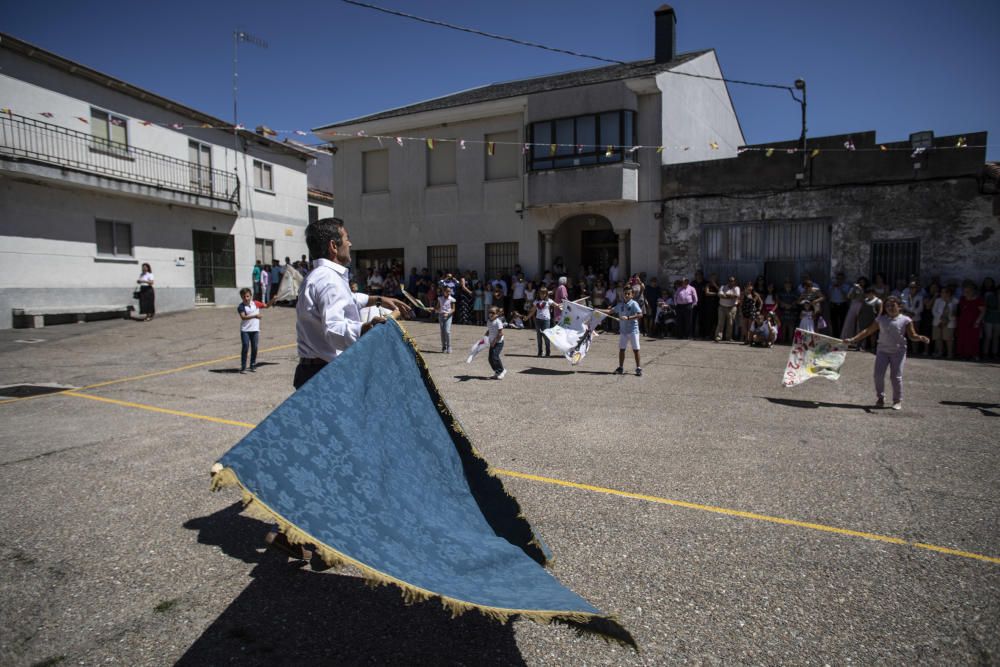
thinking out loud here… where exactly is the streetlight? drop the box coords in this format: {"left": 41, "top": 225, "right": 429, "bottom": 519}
{"left": 792, "top": 78, "right": 807, "bottom": 176}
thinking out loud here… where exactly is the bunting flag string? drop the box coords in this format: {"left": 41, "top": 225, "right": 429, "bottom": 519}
{"left": 3, "top": 107, "right": 989, "bottom": 156}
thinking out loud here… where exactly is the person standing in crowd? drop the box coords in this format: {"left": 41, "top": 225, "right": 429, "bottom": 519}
{"left": 251, "top": 260, "right": 263, "bottom": 300}
{"left": 237, "top": 287, "right": 269, "bottom": 373}
{"left": 608, "top": 257, "right": 621, "bottom": 286}
{"left": 136, "top": 263, "right": 155, "bottom": 322}
{"left": 523, "top": 285, "right": 556, "bottom": 357}
{"left": 739, "top": 281, "right": 762, "bottom": 344}
{"left": 871, "top": 272, "right": 889, "bottom": 300}
{"left": 269, "top": 260, "right": 283, "bottom": 302}
{"left": 777, "top": 279, "right": 799, "bottom": 344}
{"left": 434, "top": 284, "right": 456, "bottom": 354}
{"left": 702, "top": 273, "right": 720, "bottom": 339}
{"left": 841, "top": 277, "right": 868, "bottom": 339}
{"left": 511, "top": 273, "right": 527, "bottom": 319}
{"left": 844, "top": 295, "right": 929, "bottom": 410}
{"left": 293, "top": 217, "right": 411, "bottom": 390}
{"left": 918, "top": 283, "right": 938, "bottom": 355}
{"left": 691, "top": 270, "right": 707, "bottom": 338}
{"left": 553, "top": 276, "right": 569, "bottom": 322}
{"left": 673, "top": 277, "right": 698, "bottom": 339}
{"left": 827, "top": 272, "right": 850, "bottom": 339}
{"left": 955, "top": 281, "right": 986, "bottom": 361}
{"left": 715, "top": 276, "right": 740, "bottom": 342}
{"left": 486, "top": 306, "right": 506, "bottom": 380}
{"left": 857, "top": 286, "right": 883, "bottom": 352}
{"left": 981, "top": 277, "right": 999, "bottom": 360}
{"left": 931, "top": 285, "right": 956, "bottom": 358}
{"left": 643, "top": 277, "right": 662, "bottom": 337}
{"left": 259, "top": 263, "right": 270, "bottom": 305}
{"left": 900, "top": 280, "right": 924, "bottom": 354}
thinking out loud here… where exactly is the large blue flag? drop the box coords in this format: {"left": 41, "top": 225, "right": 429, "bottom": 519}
{"left": 211, "top": 318, "right": 633, "bottom": 646}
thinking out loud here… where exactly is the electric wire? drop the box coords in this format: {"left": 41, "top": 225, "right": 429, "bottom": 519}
{"left": 340, "top": 0, "right": 796, "bottom": 93}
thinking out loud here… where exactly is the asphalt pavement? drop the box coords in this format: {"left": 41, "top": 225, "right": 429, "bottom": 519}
{"left": 0, "top": 308, "right": 997, "bottom": 666}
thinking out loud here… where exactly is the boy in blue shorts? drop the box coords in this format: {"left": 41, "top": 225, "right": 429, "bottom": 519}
{"left": 602, "top": 284, "right": 643, "bottom": 376}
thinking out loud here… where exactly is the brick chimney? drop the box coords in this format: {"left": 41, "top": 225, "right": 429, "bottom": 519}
{"left": 655, "top": 5, "right": 676, "bottom": 63}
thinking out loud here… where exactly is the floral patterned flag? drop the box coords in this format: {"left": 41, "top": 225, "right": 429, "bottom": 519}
{"left": 782, "top": 329, "right": 848, "bottom": 387}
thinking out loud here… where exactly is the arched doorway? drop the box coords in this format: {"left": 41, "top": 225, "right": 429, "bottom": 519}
{"left": 546, "top": 214, "right": 621, "bottom": 279}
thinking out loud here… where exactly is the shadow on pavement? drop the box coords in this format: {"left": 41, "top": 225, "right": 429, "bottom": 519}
{"left": 940, "top": 400, "right": 1000, "bottom": 417}
{"left": 209, "top": 362, "right": 280, "bottom": 374}
{"left": 180, "top": 504, "right": 526, "bottom": 666}
{"left": 453, "top": 374, "right": 497, "bottom": 382}
{"left": 519, "top": 367, "right": 574, "bottom": 376}
{"left": 762, "top": 397, "right": 875, "bottom": 412}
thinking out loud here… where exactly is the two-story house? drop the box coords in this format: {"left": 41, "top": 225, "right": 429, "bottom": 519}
{"left": 312, "top": 6, "right": 743, "bottom": 283}
{"left": 0, "top": 33, "right": 314, "bottom": 329}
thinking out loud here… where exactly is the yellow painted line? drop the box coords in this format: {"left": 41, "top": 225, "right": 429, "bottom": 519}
{"left": 63, "top": 392, "right": 256, "bottom": 429}
{"left": 494, "top": 469, "right": 1000, "bottom": 565}
{"left": 55, "top": 391, "right": 1000, "bottom": 566}
{"left": 0, "top": 343, "right": 296, "bottom": 405}
{"left": 79, "top": 343, "right": 296, "bottom": 390}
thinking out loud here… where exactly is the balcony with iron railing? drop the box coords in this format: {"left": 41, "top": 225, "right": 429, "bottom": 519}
{"left": 0, "top": 112, "right": 240, "bottom": 212}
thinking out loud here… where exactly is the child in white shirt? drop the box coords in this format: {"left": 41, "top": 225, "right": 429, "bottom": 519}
{"left": 523, "top": 286, "right": 557, "bottom": 356}
{"left": 486, "top": 306, "right": 506, "bottom": 379}
{"left": 434, "top": 285, "right": 457, "bottom": 353}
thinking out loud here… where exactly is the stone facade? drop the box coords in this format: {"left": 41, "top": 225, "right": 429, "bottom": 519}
{"left": 659, "top": 131, "right": 999, "bottom": 286}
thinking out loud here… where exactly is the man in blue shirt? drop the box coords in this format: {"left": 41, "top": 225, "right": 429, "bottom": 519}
{"left": 603, "top": 284, "right": 643, "bottom": 376}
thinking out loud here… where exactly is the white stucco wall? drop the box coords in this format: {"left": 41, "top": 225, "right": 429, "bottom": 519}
{"left": 0, "top": 49, "right": 311, "bottom": 327}
{"left": 657, "top": 51, "right": 745, "bottom": 164}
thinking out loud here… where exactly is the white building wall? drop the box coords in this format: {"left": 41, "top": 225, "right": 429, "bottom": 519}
{"left": 0, "top": 50, "right": 310, "bottom": 327}
{"left": 657, "top": 51, "right": 745, "bottom": 164}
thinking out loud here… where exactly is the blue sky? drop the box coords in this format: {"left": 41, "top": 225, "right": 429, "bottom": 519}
{"left": 5, "top": 0, "right": 999, "bottom": 159}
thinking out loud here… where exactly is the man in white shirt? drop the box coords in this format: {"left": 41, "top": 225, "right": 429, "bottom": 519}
{"left": 294, "top": 217, "right": 411, "bottom": 389}
{"left": 608, "top": 258, "right": 621, "bottom": 286}
{"left": 715, "top": 276, "right": 741, "bottom": 342}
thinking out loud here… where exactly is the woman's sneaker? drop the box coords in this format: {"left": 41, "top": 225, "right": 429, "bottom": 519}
{"left": 496, "top": 370, "right": 506, "bottom": 380}
{"left": 614, "top": 367, "right": 624, "bottom": 375}
{"left": 635, "top": 367, "right": 643, "bottom": 376}
{"left": 891, "top": 402, "right": 902, "bottom": 410}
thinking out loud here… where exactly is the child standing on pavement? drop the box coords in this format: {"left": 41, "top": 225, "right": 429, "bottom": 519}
{"left": 603, "top": 284, "right": 643, "bottom": 376}
{"left": 522, "top": 286, "right": 556, "bottom": 357}
{"left": 486, "top": 306, "right": 506, "bottom": 379}
{"left": 844, "top": 295, "right": 929, "bottom": 410}
{"left": 237, "top": 287, "right": 268, "bottom": 373}
{"left": 434, "top": 284, "right": 456, "bottom": 353}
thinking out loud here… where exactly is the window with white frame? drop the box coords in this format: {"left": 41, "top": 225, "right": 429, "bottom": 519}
{"left": 255, "top": 238, "right": 274, "bottom": 266}
{"left": 427, "top": 140, "right": 456, "bottom": 186}
{"left": 253, "top": 160, "right": 273, "bottom": 191}
{"left": 188, "top": 141, "right": 212, "bottom": 193}
{"left": 528, "top": 110, "right": 636, "bottom": 171}
{"left": 90, "top": 107, "right": 129, "bottom": 154}
{"left": 95, "top": 219, "right": 133, "bottom": 257}
{"left": 485, "top": 130, "right": 519, "bottom": 181}
{"left": 363, "top": 149, "right": 389, "bottom": 193}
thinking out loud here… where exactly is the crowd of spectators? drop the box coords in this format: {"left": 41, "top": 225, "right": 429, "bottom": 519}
{"left": 300, "top": 258, "right": 998, "bottom": 363}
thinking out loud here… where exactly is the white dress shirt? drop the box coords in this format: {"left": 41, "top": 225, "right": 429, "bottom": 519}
{"left": 296, "top": 258, "right": 369, "bottom": 362}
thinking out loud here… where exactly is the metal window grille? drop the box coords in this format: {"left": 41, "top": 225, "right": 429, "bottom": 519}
{"left": 870, "top": 239, "right": 921, "bottom": 287}
{"left": 485, "top": 242, "right": 519, "bottom": 278}
{"left": 95, "top": 219, "right": 133, "bottom": 257}
{"left": 700, "top": 220, "right": 830, "bottom": 286}
{"left": 427, "top": 245, "right": 457, "bottom": 276}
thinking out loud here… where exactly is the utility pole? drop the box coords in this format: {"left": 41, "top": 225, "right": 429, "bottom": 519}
{"left": 232, "top": 30, "right": 268, "bottom": 202}
{"left": 793, "top": 78, "right": 807, "bottom": 177}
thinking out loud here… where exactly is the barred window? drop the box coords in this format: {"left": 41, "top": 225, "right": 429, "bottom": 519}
{"left": 485, "top": 242, "right": 519, "bottom": 278}
{"left": 871, "top": 239, "right": 921, "bottom": 287}
{"left": 427, "top": 244, "right": 457, "bottom": 276}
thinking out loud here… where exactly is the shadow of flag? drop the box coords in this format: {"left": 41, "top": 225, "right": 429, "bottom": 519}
{"left": 211, "top": 318, "right": 634, "bottom": 647}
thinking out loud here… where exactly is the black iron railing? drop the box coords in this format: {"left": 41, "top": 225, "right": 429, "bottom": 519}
{"left": 0, "top": 112, "right": 240, "bottom": 207}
